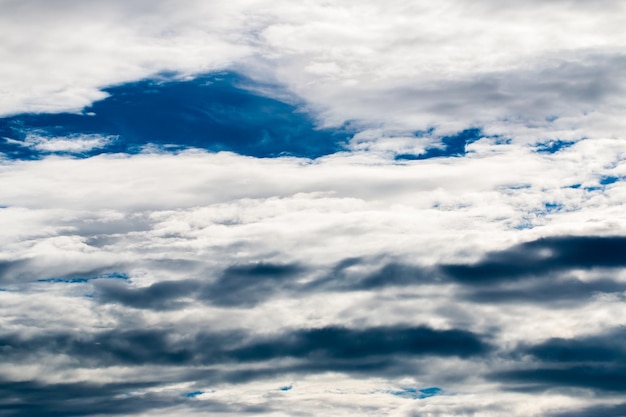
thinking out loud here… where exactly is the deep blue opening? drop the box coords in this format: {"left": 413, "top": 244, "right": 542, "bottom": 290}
{"left": 0, "top": 73, "right": 351, "bottom": 159}
{"left": 184, "top": 391, "right": 204, "bottom": 398}
{"left": 536, "top": 139, "right": 576, "bottom": 154}
{"left": 395, "top": 128, "right": 482, "bottom": 160}
{"left": 600, "top": 176, "right": 619, "bottom": 185}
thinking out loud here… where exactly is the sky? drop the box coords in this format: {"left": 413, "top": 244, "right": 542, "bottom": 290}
{"left": 1, "top": 1, "right": 626, "bottom": 416}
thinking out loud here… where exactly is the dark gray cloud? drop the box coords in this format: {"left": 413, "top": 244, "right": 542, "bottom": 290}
{"left": 87, "top": 236, "right": 626, "bottom": 315}
{"left": 0, "top": 329, "right": 202, "bottom": 366}
{"left": 440, "top": 236, "right": 626, "bottom": 284}
{"left": 0, "top": 257, "right": 127, "bottom": 284}
{"left": 519, "top": 328, "right": 626, "bottom": 364}
{"left": 0, "top": 378, "right": 268, "bottom": 417}
{"left": 492, "top": 365, "right": 626, "bottom": 392}
{"left": 548, "top": 402, "right": 626, "bottom": 417}
{"left": 306, "top": 259, "right": 435, "bottom": 292}
{"left": 0, "top": 259, "right": 26, "bottom": 283}
{"left": 463, "top": 277, "right": 626, "bottom": 305}
{"left": 308, "top": 236, "right": 626, "bottom": 305}
{"left": 229, "top": 325, "right": 490, "bottom": 362}
{"left": 95, "top": 262, "right": 304, "bottom": 309}
{"left": 95, "top": 279, "right": 201, "bottom": 310}
{"left": 202, "top": 263, "right": 305, "bottom": 307}
{"left": 6, "top": 235, "right": 626, "bottom": 415}
{"left": 0, "top": 379, "right": 163, "bottom": 417}
{"left": 0, "top": 325, "right": 489, "bottom": 369}
{"left": 311, "top": 236, "right": 626, "bottom": 295}
{"left": 0, "top": 323, "right": 491, "bottom": 416}
{"left": 493, "top": 328, "right": 626, "bottom": 393}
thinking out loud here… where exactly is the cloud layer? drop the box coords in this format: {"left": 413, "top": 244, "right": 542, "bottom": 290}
{"left": 2, "top": 0, "right": 626, "bottom": 416}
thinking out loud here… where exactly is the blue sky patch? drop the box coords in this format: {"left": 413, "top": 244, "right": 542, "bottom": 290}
{"left": 388, "top": 387, "right": 442, "bottom": 399}
{"left": 599, "top": 175, "right": 619, "bottom": 185}
{"left": 0, "top": 73, "right": 351, "bottom": 159}
{"left": 536, "top": 139, "right": 576, "bottom": 154}
{"left": 99, "top": 272, "right": 130, "bottom": 280}
{"left": 583, "top": 175, "right": 622, "bottom": 192}
{"left": 36, "top": 278, "right": 91, "bottom": 284}
{"left": 278, "top": 385, "right": 292, "bottom": 391}
{"left": 184, "top": 391, "right": 204, "bottom": 398}
{"left": 418, "top": 387, "right": 442, "bottom": 398}
{"left": 544, "top": 202, "right": 563, "bottom": 214}
{"left": 513, "top": 222, "right": 534, "bottom": 230}
{"left": 505, "top": 184, "right": 532, "bottom": 190}
{"left": 35, "top": 272, "right": 129, "bottom": 284}
{"left": 395, "top": 128, "right": 482, "bottom": 160}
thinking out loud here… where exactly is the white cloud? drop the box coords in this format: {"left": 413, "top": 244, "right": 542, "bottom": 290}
{"left": 20, "top": 133, "right": 116, "bottom": 153}
{"left": 1, "top": 0, "right": 625, "bottom": 144}
{"left": 0, "top": 0, "right": 254, "bottom": 115}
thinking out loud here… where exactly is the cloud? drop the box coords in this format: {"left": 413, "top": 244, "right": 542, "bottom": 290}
{"left": 2, "top": 1, "right": 626, "bottom": 415}
{"left": 548, "top": 402, "right": 626, "bottom": 417}
{"left": 0, "top": 379, "right": 262, "bottom": 417}
{"left": 229, "top": 325, "right": 490, "bottom": 363}
{"left": 95, "top": 278, "right": 201, "bottom": 310}
{"left": 489, "top": 327, "right": 626, "bottom": 394}
{"left": 202, "top": 263, "right": 305, "bottom": 307}
{"left": 1, "top": 0, "right": 625, "bottom": 146}
{"left": 493, "top": 365, "right": 626, "bottom": 392}
{"left": 463, "top": 277, "right": 626, "bottom": 305}
{"left": 94, "top": 262, "right": 304, "bottom": 309}
{"left": 0, "top": 324, "right": 489, "bottom": 369}
{"left": 308, "top": 260, "right": 435, "bottom": 292}
{"left": 0, "top": 0, "right": 251, "bottom": 116}
{"left": 523, "top": 329, "right": 626, "bottom": 364}
{"left": 22, "top": 134, "right": 115, "bottom": 153}
{"left": 441, "top": 236, "right": 626, "bottom": 284}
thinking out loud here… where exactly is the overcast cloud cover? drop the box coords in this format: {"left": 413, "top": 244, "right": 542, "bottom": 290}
{"left": 2, "top": 0, "right": 626, "bottom": 416}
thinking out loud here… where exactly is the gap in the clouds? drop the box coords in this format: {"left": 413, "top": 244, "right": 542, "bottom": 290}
{"left": 387, "top": 387, "right": 442, "bottom": 399}
{"left": 394, "top": 128, "right": 482, "bottom": 160}
{"left": 583, "top": 175, "right": 622, "bottom": 192}
{"left": 535, "top": 139, "right": 576, "bottom": 154}
{"left": 544, "top": 202, "right": 563, "bottom": 214}
{"left": 36, "top": 272, "right": 129, "bottom": 284}
{"left": 0, "top": 72, "right": 352, "bottom": 159}
{"left": 512, "top": 201, "right": 565, "bottom": 230}
{"left": 599, "top": 175, "right": 620, "bottom": 185}
{"left": 183, "top": 391, "right": 204, "bottom": 398}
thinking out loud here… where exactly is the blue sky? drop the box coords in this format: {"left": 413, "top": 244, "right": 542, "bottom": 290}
{"left": 0, "top": 73, "right": 351, "bottom": 159}
{"left": 1, "top": 1, "right": 626, "bottom": 416}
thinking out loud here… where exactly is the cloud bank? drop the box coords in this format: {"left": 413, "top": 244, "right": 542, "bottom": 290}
{"left": 2, "top": 0, "right": 626, "bottom": 416}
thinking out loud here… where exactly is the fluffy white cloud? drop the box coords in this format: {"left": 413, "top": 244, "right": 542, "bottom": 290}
{"left": 2, "top": 0, "right": 626, "bottom": 142}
